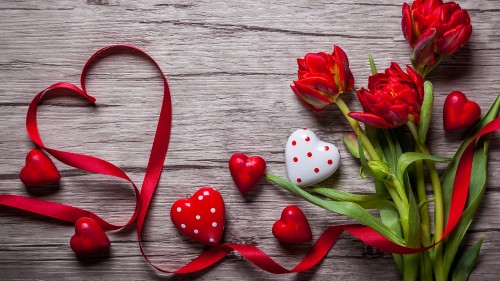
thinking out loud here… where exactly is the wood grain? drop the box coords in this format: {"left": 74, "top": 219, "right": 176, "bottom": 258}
{"left": 1, "top": 0, "right": 499, "bottom": 280}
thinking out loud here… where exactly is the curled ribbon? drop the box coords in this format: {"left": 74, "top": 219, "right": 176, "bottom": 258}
{"left": 0, "top": 45, "right": 498, "bottom": 274}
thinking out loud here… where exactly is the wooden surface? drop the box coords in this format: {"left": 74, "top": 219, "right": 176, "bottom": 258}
{"left": 1, "top": 0, "right": 499, "bottom": 280}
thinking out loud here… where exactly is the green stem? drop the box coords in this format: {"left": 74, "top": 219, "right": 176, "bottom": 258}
{"left": 407, "top": 122, "right": 443, "bottom": 238}
{"left": 336, "top": 97, "right": 380, "bottom": 161}
{"left": 408, "top": 121, "right": 445, "bottom": 280}
{"left": 415, "top": 153, "right": 434, "bottom": 281}
{"left": 390, "top": 178, "right": 410, "bottom": 239}
{"left": 415, "top": 158, "right": 431, "bottom": 246}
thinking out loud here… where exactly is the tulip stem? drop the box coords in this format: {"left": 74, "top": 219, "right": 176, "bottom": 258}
{"left": 408, "top": 121, "right": 445, "bottom": 280}
{"left": 335, "top": 97, "right": 380, "bottom": 161}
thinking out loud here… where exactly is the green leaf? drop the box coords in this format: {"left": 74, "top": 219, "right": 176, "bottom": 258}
{"left": 311, "top": 187, "right": 389, "bottom": 203}
{"left": 265, "top": 174, "right": 404, "bottom": 245}
{"left": 397, "top": 152, "right": 450, "bottom": 182}
{"left": 403, "top": 192, "right": 421, "bottom": 281}
{"left": 380, "top": 129, "right": 398, "bottom": 174}
{"left": 451, "top": 238, "right": 484, "bottom": 281}
{"left": 369, "top": 54, "right": 377, "bottom": 74}
{"left": 418, "top": 81, "right": 434, "bottom": 144}
{"left": 311, "top": 187, "right": 392, "bottom": 210}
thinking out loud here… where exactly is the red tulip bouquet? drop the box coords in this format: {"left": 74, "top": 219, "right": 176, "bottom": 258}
{"left": 266, "top": 1, "right": 498, "bottom": 280}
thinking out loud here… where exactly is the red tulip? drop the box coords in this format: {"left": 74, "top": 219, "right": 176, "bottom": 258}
{"left": 291, "top": 45, "right": 354, "bottom": 112}
{"left": 349, "top": 62, "right": 424, "bottom": 128}
{"left": 402, "top": 0, "right": 472, "bottom": 74}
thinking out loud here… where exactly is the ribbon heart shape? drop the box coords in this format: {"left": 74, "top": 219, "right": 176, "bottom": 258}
{"left": 0, "top": 45, "right": 498, "bottom": 276}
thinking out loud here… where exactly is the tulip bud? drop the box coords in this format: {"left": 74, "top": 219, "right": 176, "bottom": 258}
{"left": 342, "top": 132, "right": 370, "bottom": 160}
{"left": 368, "top": 160, "right": 392, "bottom": 181}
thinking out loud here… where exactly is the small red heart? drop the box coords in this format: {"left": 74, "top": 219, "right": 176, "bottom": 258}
{"left": 19, "top": 149, "right": 61, "bottom": 187}
{"left": 272, "top": 205, "right": 312, "bottom": 243}
{"left": 229, "top": 153, "right": 266, "bottom": 195}
{"left": 170, "top": 187, "right": 225, "bottom": 245}
{"left": 443, "top": 91, "right": 481, "bottom": 131}
{"left": 70, "top": 217, "right": 111, "bottom": 256}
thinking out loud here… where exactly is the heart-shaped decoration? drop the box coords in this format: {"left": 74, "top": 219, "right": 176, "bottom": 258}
{"left": 272, "top": 205, "right": 312, "bottom": 243}
{"left": 70, "top": 217, "right": 111, "bottom": 256}
{"left": 19, "top": 149, "right": 61, "bottom": 187}
{"left": 170, "top": 187, "right": 225, "bottom": 245}
{"left": 285, "top": 128, "right": 340, "bottom": 187}
{"left": 443, "top": 91, "right": 481, "bottom": 131}
{"left": 229, "top": 153, "right": 266, "bottom": 195}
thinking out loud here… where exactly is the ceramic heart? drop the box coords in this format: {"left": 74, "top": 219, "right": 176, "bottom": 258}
{"left": 443, "top": 91, "right": 481, "bottom": 131}
{"left": 70, "top": 217, "right": 111, "bottom": 256}
{"left": 170, "top": 187, "right": 225, "bottom": 245}
{"left": 285, "top": 128, "right": 340, "bottom": 187}
{"left": 19, "top": 149, "right": 61, "bottom": 187}
{"left": 272, "top": 205, "right": 312, "bottom": 243}
{"left": 229, "top": 153, "right": 266, "bottom": 195}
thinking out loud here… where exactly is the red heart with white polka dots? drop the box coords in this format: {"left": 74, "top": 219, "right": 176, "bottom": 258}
{"left": 170, "top": 187, "right": 225, "bottom": 245}
{"left": 285, "top": 128, "right": 340, "bottom": 187}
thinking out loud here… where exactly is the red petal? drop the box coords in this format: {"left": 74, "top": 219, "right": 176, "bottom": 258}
{"left": 406, "top": 66, "right": 424, "bottom": 100}
{"left": 356, "top": 88, "right": 371, "bottom": 111}
{"left": 387, "top": 104, "right": 410, "bottom": 125}
{"left": 332, "top": 45, "right": 349, "bottom": 68}
{"left": 291, "top": 83, "right": 332, "bottom": 112}
{"left": 402, "top": 3, "right": 414, "bottom": 46}
{"left": 436, "top": 24, "right": 471, "bottom": 55}
{"left": 411, "top": 28, "right": 438, "bottom": 66}
{"left": 304, "top": 53, "right": 330, "bottom": 74}
{"left": 367, "top": 73, "right": 387, "bottom": 90}
{"left": 297, "top": 58, "right": 308, "bottom": 71}
{"left": 297, "top": 77, "right": 339, "bottom": 97}
{"left": 348, "top": 112, "right": 397, "bottom": 128}
{"left": 346, "top": 71, "right": 355, "bottom": 91}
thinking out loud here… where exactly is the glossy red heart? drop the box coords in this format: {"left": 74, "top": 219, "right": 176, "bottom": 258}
{"left": 443, "top": 91, "right": 481, "bottom": 131}
{"left": 70, "top": 217, "right": 111, "bottom": 256}
{"left": 170, "top": 187, "right": 225, "bottom": 245}
{"left": 229, "top": 153, "right": 266, "bottom": 195}
{"left": 19, "top": 149, "right": 61, "bottom": 187}
{"left": 272, "top": 205, "right": 312, "bottom": 243}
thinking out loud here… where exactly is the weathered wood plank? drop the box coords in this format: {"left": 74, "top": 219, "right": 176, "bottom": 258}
{"left": 1, "top": 0, "right": 499, "bottom": 280}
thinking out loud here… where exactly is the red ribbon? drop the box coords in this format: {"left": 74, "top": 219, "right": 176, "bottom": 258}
{"left": 0, "top": 45, "right": 498, "bottom": 274}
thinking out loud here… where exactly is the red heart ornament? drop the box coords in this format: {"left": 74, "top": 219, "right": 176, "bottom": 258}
{"left": 19, "top": 149, "right": 61, "bottom": 187}
{"left": 272, "top": 205, "right": 312, "bottom": 243}
{"left": 170, "top": 187, "right": 225, "bottom": 245}
{"left": 443, "top": 91, "right": 481, "bottom": 131}
{"left": 229, "top": 153, "right": 266, "bottom": 195}
{"left": 70, "top": 217, "right": 111, "bottom": 256}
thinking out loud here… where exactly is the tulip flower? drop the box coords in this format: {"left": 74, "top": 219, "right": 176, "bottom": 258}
{"left": 349, "top": 62, "right": 424, "bottom": 128}
{"left": 402, "top": 0, "right": 472, "bottom": 76}
{"left": 291, "top": 45, "right": 354, "bottom": 112}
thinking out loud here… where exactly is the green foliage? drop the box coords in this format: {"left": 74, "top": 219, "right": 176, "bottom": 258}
{"left": 451, "top": 238, "right": 484, "bottom": 281}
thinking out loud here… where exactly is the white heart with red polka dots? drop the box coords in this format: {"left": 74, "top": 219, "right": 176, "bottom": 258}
{"left": 285, "top": 128, "right": 340, "bottom": 187}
